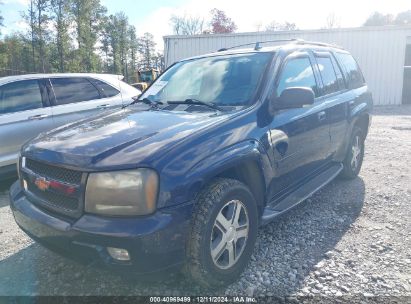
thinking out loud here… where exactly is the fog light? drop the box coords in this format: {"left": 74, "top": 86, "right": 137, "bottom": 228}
{"left": 107, "top": 247, "right": 130, "bottom": 261}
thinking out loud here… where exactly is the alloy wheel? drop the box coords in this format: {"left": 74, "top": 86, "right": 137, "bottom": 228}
{"left": 351, "top": 135, "right": 362, "bottom": 170}
{"left": 210, "top": 200, "right": 249, "bottom": 270}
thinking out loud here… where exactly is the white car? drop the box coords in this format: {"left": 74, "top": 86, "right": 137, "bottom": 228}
{"left": 0, "top": 73, "right": 141, "bottom": 177}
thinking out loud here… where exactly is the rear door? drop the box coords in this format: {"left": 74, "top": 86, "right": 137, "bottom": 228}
{"left": 0, "top": 78, "right": 53, "bottom": 168}
{"left": 313, "top": 51, "right": 349, "bottom": 157}
{"left": 328, "top": 52, "right": 367, "bottom": 156}
{"left": 48, "top": 77, "right": 121, "bottom": 128}
{"left": 268, "top": 51, "right": 331, "bottom": 203}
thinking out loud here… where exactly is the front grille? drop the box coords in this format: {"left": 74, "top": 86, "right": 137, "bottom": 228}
{"left": 22, "top": 158, "right": 83, "bottom": 217}
{"left": 25, "top": 158, "right": 82, "bottom": 184}
{"left": 27, "top": 183, "right": 79, "bottom": 211}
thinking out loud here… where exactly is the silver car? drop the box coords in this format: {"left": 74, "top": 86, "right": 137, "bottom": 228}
{"left": 0, "top": 73, "right": 141, "bottom": 177}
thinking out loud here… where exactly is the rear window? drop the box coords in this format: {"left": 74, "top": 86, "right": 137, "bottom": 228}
{"left": 90, "top": 78, "right": 120, "bottom": 97}
{"left": 334, "top": 52, "right": 365, "bottom": 89}
{"left": 51, "top": 77, "right": 101, "bottom": 105}
{"left": 0, "top": 80, "right": 43, "bottom": 114}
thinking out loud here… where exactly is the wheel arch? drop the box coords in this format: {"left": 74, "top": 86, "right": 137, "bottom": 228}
{"left": 183, "top": 140, "right": 272, "bottom": 215}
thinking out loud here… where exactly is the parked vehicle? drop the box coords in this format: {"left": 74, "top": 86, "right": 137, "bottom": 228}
{"left": 131, "top": 68, "right": 160, "bottom": 92}
{"left": 0, "top": 73, "right": 140, "bottom": 177}
{"left": 9, "top": 40, "right": 372, "bottom": 287}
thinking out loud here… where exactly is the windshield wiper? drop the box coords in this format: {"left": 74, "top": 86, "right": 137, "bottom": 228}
{"left": 168, "top": 99, "right": 225, "bottom": 112}
{"left": 122, "top": 96, "right": 163, "bottom": 109}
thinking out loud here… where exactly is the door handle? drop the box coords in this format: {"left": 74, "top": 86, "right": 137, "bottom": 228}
{"left": 318, "top": 111, "right": 326, "bottom": 121}
{"left": 28, "top": 114, "right": 49, "bottom": 120}
{"left": 96, "top": 104, "right": 110, "bottom": 109}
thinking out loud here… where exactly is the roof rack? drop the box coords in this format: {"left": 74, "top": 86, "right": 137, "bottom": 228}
{"left": 217, "top": 39, "right": 343, "bottom": 52}
{"left": 295, "top": 40, "right": 343, "bottom": 49}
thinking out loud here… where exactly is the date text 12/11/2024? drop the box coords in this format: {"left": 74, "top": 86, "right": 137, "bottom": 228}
{"left": 149, "top": 296, "right": 257, "bottom": 303}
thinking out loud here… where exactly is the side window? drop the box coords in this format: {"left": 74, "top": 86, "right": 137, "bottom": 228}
{"left": 277, "top": 57, "right": 318, "bottom": 97}
{"left": 89, "top": 78, "right": 120, "bottom": 97}
{"left": 330, "top": 55, "right": 346, "bottom": 90}
{"left": 50, "top": 78, "right": 101, "bottom": 105}
{"left": 0, "top": 80, "right": 43, "bottom": 114}
{"left": 334, "top": 52, "right": 365, "bottom": 89}
{"left": 316, "top": 56, "right": 339, "bottom": 95}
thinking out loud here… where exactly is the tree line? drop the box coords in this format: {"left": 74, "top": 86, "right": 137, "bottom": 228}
{"left": 363, "top": 10, "right": 411, "bottom": 26}
{"left": 0, "top": 0, "right": 162, "bottom": 83}
{"left": 169, "top": 9, "right": 411, "bottom": 33}
{"left": 1, "top": 3, "right": 411, "bottom": 81}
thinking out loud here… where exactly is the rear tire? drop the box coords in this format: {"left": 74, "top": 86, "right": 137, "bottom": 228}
{"left": 340, "top": 126, "right": 365, "bottom": 179}
{"left": 185, "top": 178, "right": 258, "bottom": 288}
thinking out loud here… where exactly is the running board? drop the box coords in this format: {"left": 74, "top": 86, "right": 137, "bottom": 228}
{"left": 261, "top": 163, "right": 343, "bottom": 225}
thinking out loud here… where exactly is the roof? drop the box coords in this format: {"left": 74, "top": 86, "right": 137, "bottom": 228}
{"left": 0, "top": 73, "right": 124, "bottom": 85}
{"left": 178, "top": 40, "right": 346, "bottom": 63}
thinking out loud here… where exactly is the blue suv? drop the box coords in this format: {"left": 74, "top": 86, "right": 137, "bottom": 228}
{"left": 9, "top": 40, "right": 372, "bottom": 288}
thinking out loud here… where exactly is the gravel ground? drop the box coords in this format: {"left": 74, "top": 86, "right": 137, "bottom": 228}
{"left": 0, "top": 105, "right": 410, "bottom": 300}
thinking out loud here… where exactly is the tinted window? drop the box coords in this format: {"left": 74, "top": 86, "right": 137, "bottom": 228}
{"left": 277, "top": 57, "right": 317, "bottom": 96}
{"left": 330, "top": 55, "right": 346, "bottom": 90}
{"left": 51, "top": 78, "right": 101, "bottom": 105}
{"left": 90, "top": 78, "right": 120, "bottom": 97}
{"left": 316, "top": 56, "right": 339, "bottom": 95}
{"left": 335, "top": 52, "right": 364, "bottom": 89}
{"left": 0, "top": 80, "right": 43, "bottom": 114}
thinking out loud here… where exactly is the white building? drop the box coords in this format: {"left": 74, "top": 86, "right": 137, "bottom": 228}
{"left": 164, "top": 26, "right": 411, "bottom": 106}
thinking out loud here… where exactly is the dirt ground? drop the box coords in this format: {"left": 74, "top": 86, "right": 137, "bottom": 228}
{"left": 0, "top": 105, "right": 410, "bottom": 300}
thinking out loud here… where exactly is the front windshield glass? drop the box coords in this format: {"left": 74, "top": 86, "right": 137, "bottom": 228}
{"left": 140, "top": 53, "right": 273, "bottom": 106}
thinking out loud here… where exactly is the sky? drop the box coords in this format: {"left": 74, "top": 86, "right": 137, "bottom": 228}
{"left": 1, "top": 0, "right": 411, "bottom": 50}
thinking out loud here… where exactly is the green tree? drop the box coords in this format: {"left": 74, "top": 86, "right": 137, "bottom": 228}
{"left": 115, "top": 12, "right": 130, "bottom": 80}
{"left": 71, "top": 0, "right": 106, "bottom": 72}
{"left": 138, "top": 32, "right": 156, "bottom": 70}
{"left": 0, "top": 1, "right": 4, "bottom": 37}
{"left": 128, "top": 25, "right": 139, "bottom": 82}
{"left": 395, "top": 10, "right": 411, "bottom": 25}
{"left": 363, "top": 12, "right": 394, "bottom": 26}
{"left": 0, "top": 33, "right": 32, "bottom": 76}
{"left": 50, "top": 0, "right": 71, "bottom": 72}
{"left": 23, "top": 0, "right": 38, "bottom": 71}
{"left": 22, "top": 0, "right": 51, "bottom": 72}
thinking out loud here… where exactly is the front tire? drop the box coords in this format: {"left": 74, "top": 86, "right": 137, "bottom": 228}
{"left": 340, "top": 126, "right": 365, "bottom": 179}
{"left": 185, "top": 178, "right": 258, "bottom": 288}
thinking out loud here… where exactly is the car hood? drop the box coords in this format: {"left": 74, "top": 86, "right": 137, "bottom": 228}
{"left": 23, "top": 107, "right": 231, "bottom": 169}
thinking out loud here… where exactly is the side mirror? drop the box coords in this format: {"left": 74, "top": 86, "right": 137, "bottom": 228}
{"left": 274, "top": 87, "right": 315, "bottom": 110}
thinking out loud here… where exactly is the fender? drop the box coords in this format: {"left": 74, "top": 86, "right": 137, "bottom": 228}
{"left": 337, "top": 87, "right": 373, "bottom": 160}
{"left": 157, "top": 139, "right": 274, "bottom": 209}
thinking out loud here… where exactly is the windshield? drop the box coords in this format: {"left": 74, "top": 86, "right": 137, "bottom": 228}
{"left": 140, "top": 53, "right": 273, "bottom": 107}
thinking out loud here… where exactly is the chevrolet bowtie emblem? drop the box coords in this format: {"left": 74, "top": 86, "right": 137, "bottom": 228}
{"left": 34, "top": 177, "right": 50, "bottom": 191}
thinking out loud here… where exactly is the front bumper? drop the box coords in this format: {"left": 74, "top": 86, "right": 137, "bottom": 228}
{"left": 9, "top": 181, "right": 193, "bottom": 274}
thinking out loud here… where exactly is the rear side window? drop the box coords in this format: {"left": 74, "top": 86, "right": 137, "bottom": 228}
{"left": 90, "top": 78, "right": 120, "bottom": 97}
{"left": 277, "top": 57, "right": 318, "bottom": 97}
{"left": 0, "top": 80, "right": 43, "bottom": 114}
{"left": 316, "top": 56, "right": 339, "bottom": 95}
{"left": 334, "top": 52, "right": 365, "bottom": 89}
{"left": 330, "top": 55, "right": 345, "bottom": 90}
{"left": 50, "top": 78, "right": 101, "bottom": 105}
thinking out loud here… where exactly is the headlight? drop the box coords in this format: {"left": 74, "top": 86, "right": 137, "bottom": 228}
{"left": 85, "top": 169, "right": 159, "bottom": 216}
